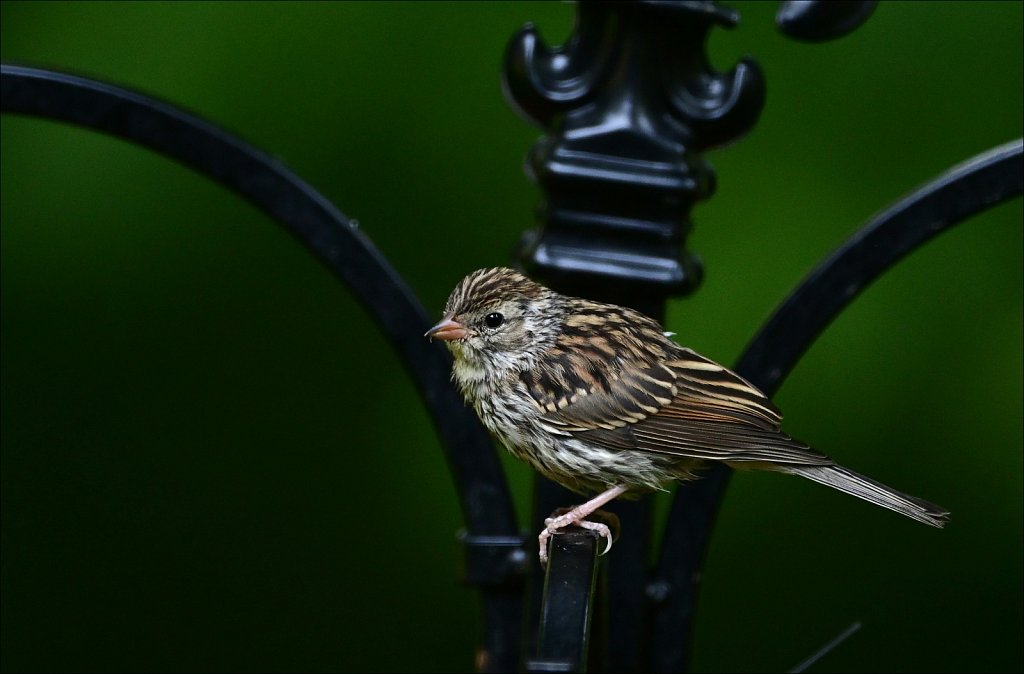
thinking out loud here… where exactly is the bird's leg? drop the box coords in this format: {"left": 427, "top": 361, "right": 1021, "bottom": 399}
{"left": 538, "top": 484, "right": 629, "bottom": 565}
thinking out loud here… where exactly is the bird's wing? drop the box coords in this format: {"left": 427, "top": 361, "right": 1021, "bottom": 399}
{"left": 528, "top": 347, "right": 830, "bottom": 466}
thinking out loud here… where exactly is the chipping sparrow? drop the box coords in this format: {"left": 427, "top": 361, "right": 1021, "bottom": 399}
{"left": 426, "top": 267, "right": 948, "bottom": 564}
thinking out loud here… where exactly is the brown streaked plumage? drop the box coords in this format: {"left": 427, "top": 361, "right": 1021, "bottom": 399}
{"left": 426, "top": 267, "right": 949, "bottom": 564}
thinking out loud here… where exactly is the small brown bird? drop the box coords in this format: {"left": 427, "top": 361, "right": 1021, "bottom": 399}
{"left": 427, "top": 267, "right": 948, "bottom": 563}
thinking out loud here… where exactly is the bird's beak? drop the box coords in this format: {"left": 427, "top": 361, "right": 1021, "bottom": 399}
{"left": 425, "top": 315, "right": 469, "bottom": 341}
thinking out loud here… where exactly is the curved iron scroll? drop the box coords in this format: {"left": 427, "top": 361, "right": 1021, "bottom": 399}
{"left": 776, "top": 0, "right": 878, "bottom": 42}
{"left": 649, "top": 138, "right": 1024, "bottom": 672}
{"left": 0, "top": 64, "right": 524, "bottom": 672}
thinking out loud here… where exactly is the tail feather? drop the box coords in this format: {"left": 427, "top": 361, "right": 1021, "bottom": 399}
{"left": 779, "top": 464, "right": 949, "bottom": 528}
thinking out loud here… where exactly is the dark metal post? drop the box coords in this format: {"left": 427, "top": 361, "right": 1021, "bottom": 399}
{"left": 525, "top": 530, "right": 603, "bottom": 673}
{"left": 503, "top": 2, "right": 765, "bottom": 670}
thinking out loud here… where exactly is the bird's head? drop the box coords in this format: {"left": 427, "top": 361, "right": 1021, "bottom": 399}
{"left": 425, "top": 267, "right": 564, "bottom": 380}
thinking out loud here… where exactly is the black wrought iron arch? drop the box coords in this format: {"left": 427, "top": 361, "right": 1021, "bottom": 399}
{"left": 0, "top": 63, "right": 526, "bottom": 673}
{"left": 519, "top": 137, "right": 1024, "bottom": 673}
{"left": 650, "top": 138, "right": 1024, "bottom": 672}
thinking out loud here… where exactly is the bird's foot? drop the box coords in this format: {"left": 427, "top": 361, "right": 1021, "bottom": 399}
{"left": 538, "top": 508, "right": 620, "bottom": 566}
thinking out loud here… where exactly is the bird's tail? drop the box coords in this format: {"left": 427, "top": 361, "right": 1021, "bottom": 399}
{"left": 777, "top": 464, "right": 949, "bottom": 528}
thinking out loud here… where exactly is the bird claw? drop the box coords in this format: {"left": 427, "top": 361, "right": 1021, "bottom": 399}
{"left": 538, "top": 511, "right": 619, "bottom": 566}
{"left": 577, "top": 520, "right": 615, "bottom": 555}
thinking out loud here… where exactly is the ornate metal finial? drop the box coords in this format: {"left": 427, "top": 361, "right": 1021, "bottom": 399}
{"left": 503, "top": 0, "right": 765, "bottom": 300}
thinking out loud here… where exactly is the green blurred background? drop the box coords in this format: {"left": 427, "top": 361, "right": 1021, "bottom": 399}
{"left": 1, "top": 2, "right": 1020, "bottom": 672}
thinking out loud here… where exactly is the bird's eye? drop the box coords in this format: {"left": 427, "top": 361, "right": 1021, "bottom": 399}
{"left": 484, "top": 312, "right": 505, "bottom": 328}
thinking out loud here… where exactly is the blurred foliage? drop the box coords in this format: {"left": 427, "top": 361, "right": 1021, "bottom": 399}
{"left": 1, "top": 2, "right": 1021, "bottom": 672}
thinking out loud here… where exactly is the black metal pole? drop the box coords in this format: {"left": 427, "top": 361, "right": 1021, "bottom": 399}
{"left": 503, "top": 2, "right": 766, "bottom": 670}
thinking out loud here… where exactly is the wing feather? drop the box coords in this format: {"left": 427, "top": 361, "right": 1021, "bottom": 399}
{"left": 527, "top": 343, "right": 829, "bottom": 467}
